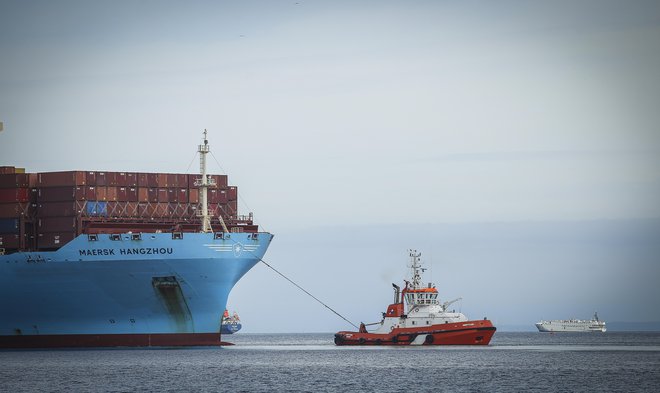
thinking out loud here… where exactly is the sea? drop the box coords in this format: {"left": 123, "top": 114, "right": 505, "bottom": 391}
{"left": 1, "top": 332, "right": 659, "bottom": 392}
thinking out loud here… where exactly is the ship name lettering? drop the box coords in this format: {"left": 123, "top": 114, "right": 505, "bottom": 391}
{"left": 118, "top": 248, "right": 173, "bottom": 255}
{"left": 78, "top": 249, "right": 115, "bottom": 256}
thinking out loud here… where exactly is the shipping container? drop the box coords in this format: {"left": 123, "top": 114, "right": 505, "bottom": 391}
{"left": 106, "top": 186, "right": 118, "bottom": 201}
{"left": 157, "top": 173, "right": 168, "bottom": 187}
{"left": 95, "top": 172, "right": 107, "bottom": 186}
{"left": 85, "top": 201, "right": 108, "bottom": 216}
{"left": 0, "top": 173, "right": 30, "bottom": 188}
{"left": 126, "top": 172, "right": 138, "bottom": 187}
{"left": 0, "top": 188, "right": 30, "bottom": 202}
{"left": 208, "top": 189, "right": 220, "bottom": 204}
{"left": 37, "top": 231, "right": 76, "bottom": 249}
{"left": 167, "top": 173, "right": 178, "bottom": 187}
{"left": 147, "top": 188, "right": 158, "bottom": 203}
{"left": 38, "top": 186, "right": 88, "bottom": 202}
{"left": 138, "top": 173, "right": 149, "bottom": 187}
{"left": 0, "top": 202, "right": 31, "bottom": 218}
{"left": 0, "top": 166, "right": 15, "bottom": 175}
{"left": 85, "top": 171, "right": 96, "bottom": 185}
{"left": 37, "top": 202, "right": 81, "bottom": 217}
{"left": 126, "top": 187, "right": 138, "bottom": 202}
{"left": 138, "top": 187, "right": 149, "bottom": 202}
{"left": 0, "top": 233, "right": 21, "bottom": 248}
{"left": 106, "top": 172, "right": 118, "bottom": 186}
{"left": 39, "top": 217, "right": 77, "bottom": 233}
{"left": 177, "top": 174, "right": 188, "bottom": 188}
{"left": 188, "top": 188, "right": 199, "bottom": 203}
{"left": 157, "top": 188, "right": 169, "bottom": 202}
{"left": 96, "top": 186, "right": 107, "bottom": 201}
{"left": 107, "top": 201, "right": 139, "bottom": 217}
{"left": 0, "top": 218, "right": 20, "bottom": 233}
{"left": 38, "top": 171, "right": 86, "bottom": 187}
{"left": 147, "top": 173, "right": 158, "bottom": 187}
{"left": 177, "top": 188, "right": 188, "bottom": 203}
{"left": 116, "top": 172, "right": 128, "bottom": 187}
{"left": 138, "top": 203, "right": 155, "bottom": 217}
{"left": 228, "top": 186, "right": 238, "bottom": 201}
{"left": 212, "top": 175, "right": 228, "bottom": 188}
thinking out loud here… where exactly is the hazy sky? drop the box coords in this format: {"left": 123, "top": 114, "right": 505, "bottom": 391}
{"left": 1, "top": 1, "right": 659, "bottom": 331}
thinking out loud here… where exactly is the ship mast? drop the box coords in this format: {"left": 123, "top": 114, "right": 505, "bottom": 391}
{"left": 408, "top": 249, "right": 423, "bottom": 290}
{"left": 196, "top": 130, "right": 228, "bottom": 233}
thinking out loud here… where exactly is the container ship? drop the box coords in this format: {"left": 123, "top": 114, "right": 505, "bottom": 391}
{"left": 334, "top": 250, "right": 496, "bottom": 346}
{"left": 0, "top": 132, "right": 273, "bottom": 348}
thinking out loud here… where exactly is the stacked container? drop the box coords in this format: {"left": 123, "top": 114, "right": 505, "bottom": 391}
{"left": 0, "top": 167, "right": 241, "bottom": 253}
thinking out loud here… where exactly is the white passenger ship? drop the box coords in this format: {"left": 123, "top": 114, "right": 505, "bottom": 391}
{"left": 535, "top": 312, "right": 606, "bottom": 332}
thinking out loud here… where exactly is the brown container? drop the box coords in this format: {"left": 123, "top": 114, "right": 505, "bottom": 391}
{"left": 208, "top": 189, "right": 220, "bottom": 204}
{"left": 0, "top": 233, "right": 21, "bottom": 248}
{"left": 126, "top": 172, "right": 138, "bottom": 187}
{"left": 39, "top": 216, "right": 77, "bottom": 233}
{"left": 116, "top": 172, "right": 128, "bottom": 187}
{"left": 0, "top": 166, "right": 16, "bottom": 175}
{"left": 38, "top": 171, "right": 86, "bottom": 187}
{"left": 228, "top": 186, "right": 238, "bottom": 201}
{"left": 188, "top": 175, "right": 199, "bottom": 188}
{"left": 212, "top": 175, "right": 228, "bottom": 188}
{"left": 106, "top": 172, "right": 118, "bottom": 186}
{"left": 168, "top": 188, "right": 178, "bottom": 203}
{"left": 177, "top": 188, "right": 188, "bottom": 203}
{"left": 138, "top": 187, "right": 149, "bottom": 202}
{"left": 117, "top": 187, "right": 128, "bottom": 201}
{"left": 37, "top": 202, "right": 81, "bottom": 217}
{"left": 85, "top": 186, "right": 96, "bottom": 200}
{"left": 0, "top": 188, "right": 30, "bottom": 202}
{"left": 106, "top": 186, "right": 118, "bottom": 201}
{"left": 138, "top": 173, "right": 149, "bottom": 187}
{"left": 218, "top": 189, "right": 228, "bottom": 204}
{"left": 0, "top": 202, "right": 31, "bottom": 218}
{"left": 0, "top": 173, "right": 30, "bottom": 188}
{"left": 167, "top": 173, "right": 178, "bottom": 187}
{"left": 147, "top": 188, "right": 158, "bottom": 202}
{"left": 96, "top": 186, "right": 107, "bottom": 201}
{"left": 37, "top": 186, "right": 86, "bottom": 202}
{"left": 188, "top": 189, "right": 199, "bottom": 203}
{"left": 127, "top": 187, "right": 138, "bottom": 202}
{"left": 95, "top": 172, "right": 107, "bottom": 186}
{"left": 157, "top": 188, "right": 169, "bottom": 202}
{"left": 37, "top": 231, "right": 76, "bottom": 249}
{"left": 147, "top": 173, "right": 158, "bottom": 187}
{"left": 157, "top": 173, "right": 168, "bottom": 187}
{"left": 177, "top": 174, "right": 188, "bottom": 188}
{"left": 85, "top": 171, "right": 96, "bottom": 185}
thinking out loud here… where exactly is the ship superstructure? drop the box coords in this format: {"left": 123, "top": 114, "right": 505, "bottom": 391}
{"left": 0, "top": 132, "right": 272, "bottom": 348}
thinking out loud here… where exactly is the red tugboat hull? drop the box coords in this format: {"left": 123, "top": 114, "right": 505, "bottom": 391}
{"left": 334, "top": 319, "right": 496, "bottom": 346}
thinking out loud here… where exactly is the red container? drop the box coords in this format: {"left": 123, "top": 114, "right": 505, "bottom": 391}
{"left": 157, "top": 188, "right": 169, "bottom": 202}
{"left": 0, "top": 233, "right": 21, "bottom": 248}
{"left": 0, "top": 166, "right": 16, "bottom": 175}
{"left": 127, "top": 187, "right": 138, "bottom": 202}
{"left": 37, "top": 187, "right": 87, "bottom": 202}
{"left": 228, "top": 186, "right": 238, "bottom": 201}
{"left": 157, "top": 174, "right": 168, "bottom": 187}
{"left": 106, "top": 186, "right": 118, "bottom": 201}
{"left": 217, "top": 189, "right": 228, "bottom": 204}
{"left": 168, "top": 188, "right": 178, "bottom": 203}
{"left": 167, "top": 174, "right": 178, "bottom": 187}
{"left": 85, "top": 171, "right": 96, "bottom": 185}
{"left": 95, "top": 172, "right": 107, "bottom": 186}
{"left": 116, "top": 172, "right": 128, "bottom": 187}
{"left": 39, "top": 217, "right": 77, "bottom": 232}
{"left": 106, "top": 172, "right": 118, "bottom": 186}
{"left": 37, "top": 231, "right": 76, "bottom": 249}
{"left": 138, "top": 188, "right": 149, "bottom": 202}
{"left": 117, "top": 187, "right": 128, "bottom": 201}
{"left": 177, "top": 174, "right": 188, "bottom": 188}
{"left": 0, "top": 174, "right": 30, "bottom": 188}
{"left": 188, "top": 175, "right": 200, "bottom": 188}
{"left": 207, "top": 189, "right": 220, "bottom": 204}
{"left": 147, "top": 173, "right": 158, "bottom": 187}
{"left": 96, "top": 186, "right": 107, "bottom": 201}
{"left": 37, "top": 202, "right": 81, "bottom": 217}
{"left": 38, "top": 171, "right": 86, "bottom": 187}
{"left": 0, "top": 188, "right": 30, "bottom": 202}
{"left": 188, "top": 189, "right": 199, "bottom": 203}
{"left": 0, "top": 202, "right": 30, "bottom": 218}
{"left": 177, "top": 188, "right": 188, "bottom": 203}
{"left": 85, "top": 186, "right": 96, "bottom": 200}
{"left": 212, "top": 175, "right": 228, "bottom": 188}
{"left": 147, "top": 188, "right": 158, "bottom": 203}
{"left": 126, "top": 172, "right": 138, "bottom": 187}
{"left": 138, "top": 173, "right": 149, "bottom": 187}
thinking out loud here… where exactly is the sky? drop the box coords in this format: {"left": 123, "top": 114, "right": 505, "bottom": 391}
{"left": 1, "top": 0, "right": 659, "bottom": 332}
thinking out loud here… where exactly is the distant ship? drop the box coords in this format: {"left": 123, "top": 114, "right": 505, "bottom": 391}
{"left": 334, "top": 250, "right": 496, "bottom": 346}
{"left": 535, "top": 312, "right": 606, "bottom": 332}
{"left": 221, "top": 310, "right": 242, "bottom": 334}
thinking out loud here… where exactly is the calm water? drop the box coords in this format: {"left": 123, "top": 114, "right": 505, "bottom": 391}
{"left": 2, "top": 332, "right": 659, "bottom": 392}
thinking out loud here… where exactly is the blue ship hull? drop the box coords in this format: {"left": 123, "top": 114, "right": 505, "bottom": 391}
{"left": 221, "top": 322, "right": 242, "bottom": 334}
{"left": 0, "top": 231, "right": 272, "bottom": 348}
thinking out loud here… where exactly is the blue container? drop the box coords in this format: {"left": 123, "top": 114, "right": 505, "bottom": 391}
{"left": 86, "top": 201, "right": 108, "bottom": 216}
{"left": 0, "top": 218, "right": 20, "bottom": 233}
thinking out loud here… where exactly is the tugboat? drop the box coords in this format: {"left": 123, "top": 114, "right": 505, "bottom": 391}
{"left": 221, "top": 310, "right": 242, "bottom": 334}
{"left": 334, "top": 250, "right": 496, "bottom": 346}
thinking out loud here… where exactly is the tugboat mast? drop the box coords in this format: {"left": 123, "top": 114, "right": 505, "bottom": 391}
{"left": 196, "top": 130, "right": 228, "bottom": 233}
{"left": 408, "top": 249, "right": 424, "bottom": 290}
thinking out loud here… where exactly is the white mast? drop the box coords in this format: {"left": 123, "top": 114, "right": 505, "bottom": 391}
{"left": 196, "top": 130, "right": 228, "bottom": 233}
{"left": 408, "top": 249, "right": 423, "bottom": 290}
